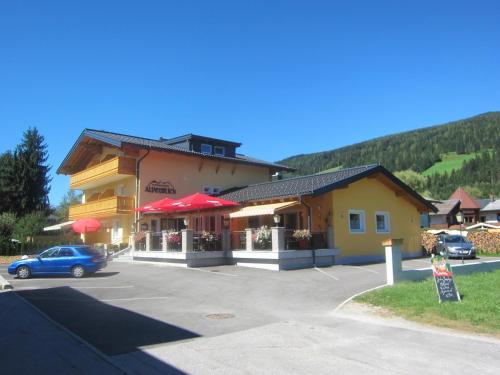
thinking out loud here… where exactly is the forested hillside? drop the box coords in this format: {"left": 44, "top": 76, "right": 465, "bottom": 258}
{"left": 278, "top": 112, "right": 500, "bottom": 199}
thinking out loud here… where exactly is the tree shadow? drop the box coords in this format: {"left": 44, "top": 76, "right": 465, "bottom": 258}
{"left": 16, "top": 287, "right": 200, "bottom": 362}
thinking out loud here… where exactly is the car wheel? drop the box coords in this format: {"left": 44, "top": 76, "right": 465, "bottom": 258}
{"left": 17, "top": 266, "right": 31, "bottom": 279}
{"left": 71, "top": 265, "right": 85, "bottom": 278}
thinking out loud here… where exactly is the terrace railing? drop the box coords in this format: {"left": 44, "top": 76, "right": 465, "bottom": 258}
{"left": 284, "top": 230, "right": 327, "bottom": 250}
{"left": 193, "top": 232, "right": 222, "bottom": 251}
{"left": 252, "top": 227, "right": 273, "bottom": 251}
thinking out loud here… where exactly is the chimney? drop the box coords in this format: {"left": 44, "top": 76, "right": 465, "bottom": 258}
{"left": 272, "top": 172, "right": 283, "bottom": 181}
{"left": 159, "top": 137, "right": 168, "bottom": 142}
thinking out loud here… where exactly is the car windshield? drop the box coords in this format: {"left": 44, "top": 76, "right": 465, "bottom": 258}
{"left": 445, "top": 235, "right": 467, "bottom": 243}
{"left": 77, "top": 246, "right": 101, "bottom": 256}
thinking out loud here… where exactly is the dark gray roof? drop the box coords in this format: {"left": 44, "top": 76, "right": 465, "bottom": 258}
{"left": 58, "top": 129, "right": 293, "bottom": 174}
{"left": 219, "top": 164, "right": 436, "bottom": 212}
{"left": 429, "top": 199, "right": 460, "bottom": 216}
{"left": 481, "top": 199, "right": 500, "bottom": 212}
{"left": 162, "top": 133, "right": 242, "bottom": 147}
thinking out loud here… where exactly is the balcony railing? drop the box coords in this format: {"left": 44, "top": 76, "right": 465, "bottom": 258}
{"left": 70, "top": 156, "right": 136, "bottom": 189}
{"left": 69, "top": 196, "right": 135, "bottom": 220}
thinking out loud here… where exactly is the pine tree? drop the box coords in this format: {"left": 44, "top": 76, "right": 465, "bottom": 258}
{"left": 15, "top": 127, "right": 51, "bottom": 215}
{"left": 0, "top": 151, "right": 18, "bottom": 212}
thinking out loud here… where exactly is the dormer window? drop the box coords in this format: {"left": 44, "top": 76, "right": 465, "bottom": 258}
{"left": 201, "top": 144, "right": 212, "bottom": 155}
{"left": 214, "top": 146, "right": 225, "bottom": 156}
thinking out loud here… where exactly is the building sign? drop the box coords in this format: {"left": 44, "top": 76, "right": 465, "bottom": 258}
{"left": 431, "top": 255, "right": 461, "bottom": 303}
{"left": 144, "top": 180, "right": 176, "bottom": 194}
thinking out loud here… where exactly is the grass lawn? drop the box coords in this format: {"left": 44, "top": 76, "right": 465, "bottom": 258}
{"left": 355, "top": 270, "right": 500, "bottom": 336}
{"left": 422, "top": 151, "right": 479, "bottom": 176}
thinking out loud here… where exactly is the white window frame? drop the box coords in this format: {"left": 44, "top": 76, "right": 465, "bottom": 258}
{"left": 375, "top": 211, "right": 390, "bottom": 233}
{"left": 201, "top": 144, "right": 212, "bottom": 155}
{"left": 348, "top": 209, "right": 365, "bottom": 234}
{"left": 213, "top": 145, "right": 225, "bottom": 156}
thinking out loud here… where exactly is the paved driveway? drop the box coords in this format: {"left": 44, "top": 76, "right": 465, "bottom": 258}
{"left": 1, "top": 257, "right": 499, "bottom": 374}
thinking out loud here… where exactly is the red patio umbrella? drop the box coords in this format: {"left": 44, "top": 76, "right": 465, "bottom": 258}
{"left": 72, "top": 218, "right": 101, "bottom": 234}
{"left": 136, "top": 197, "right": 176, "bottom": 213}
{"left": 158, "top": 192, "right": 239, "bottom": 213}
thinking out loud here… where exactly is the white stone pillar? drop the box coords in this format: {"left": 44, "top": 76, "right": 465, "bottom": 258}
{"left": 384, "top": 239, "right": 403, "bottom": 285}
{"left": 221, "top": 229, "right": 230, "bottom": 251}
{"left": 162, "top": 230, "right": 169, "bottom": 252}
{"left": 271, "top": 227, "right": 285, "bottom": 252}
{"left": 245, "top": 228, "right": 254, "bottom": 251}
{"left": 327, "top": 225, "right": 334, "bottom": 249}
{"left": 129, "top": 233, "right": 136, "bottom": 251}
{"left": 145, "top": 231, "right": 152, "bottom": 251}
{"left": 182, "top": 229, "right": 193, "bottom": 253}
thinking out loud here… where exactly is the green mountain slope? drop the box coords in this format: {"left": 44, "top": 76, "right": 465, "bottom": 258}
{"left": 278, "top": 112, "right": 500, "bottom": 176}
{"left": 277, "top": 112, "right": 500, "bottom": 199}
{"left": 422, "top": 152, "right": 480, "bottom": 176}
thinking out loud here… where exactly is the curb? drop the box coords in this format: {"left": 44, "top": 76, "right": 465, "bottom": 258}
{"left": 333, "top": 283, "right": 387, "bottom": 312}
{"left": 0, "top": 274, "right": 13, "bottom": 290}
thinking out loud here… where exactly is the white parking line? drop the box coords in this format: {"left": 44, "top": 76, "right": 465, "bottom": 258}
{"left": 185, "top": 267, "right": 238, "bottom": 277}
{"left": 314, "top": 267, "right": 339, "bottom": 280}
{"left": 341, "top": 265, "right": 380, "bottom": 274}
{"left": 74, "top": 286, "right": 135, "bottom": 289}
{"left": 101, "top": 296, "right": 170, "bottom": 302}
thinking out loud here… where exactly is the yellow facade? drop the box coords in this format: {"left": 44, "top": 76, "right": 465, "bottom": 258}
{"left": 331, "top": 176, "right": 421, "bottom": 258}
{"left": 139, "top": 150, "right": 271, "bottom": 206}
{"left": 67, "top": 147, "right": 273, "bottom": 247}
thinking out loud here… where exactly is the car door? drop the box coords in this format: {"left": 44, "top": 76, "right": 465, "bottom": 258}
{"left": 53, "top": 247, "right": 76, "bottom": 273}
{"left": 35, "top": 247, "right": 61, "bottom": 273}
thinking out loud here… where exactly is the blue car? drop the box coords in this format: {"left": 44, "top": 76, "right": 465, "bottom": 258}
{"left": 8, "top": 245, "right": 107, "bottom": 279}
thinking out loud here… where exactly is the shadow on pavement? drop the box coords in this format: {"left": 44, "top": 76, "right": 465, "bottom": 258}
{"left": 16, "top": 287, "right": 200, "bottom": 357}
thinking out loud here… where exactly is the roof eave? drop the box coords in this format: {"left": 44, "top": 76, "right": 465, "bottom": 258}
{"left": 56, "top": 129, "right": 123, "bottom": 175}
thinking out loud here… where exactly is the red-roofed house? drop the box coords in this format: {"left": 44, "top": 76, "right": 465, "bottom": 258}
{"left": 449, "top": 187, "right": 480, "bottom": 224}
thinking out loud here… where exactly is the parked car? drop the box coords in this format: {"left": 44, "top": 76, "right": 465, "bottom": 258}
{"left": 435, "top": 234, "right": 476, "bottom": 259}
{"left": 8, "top": 245, "right": 107, "bottom": 279}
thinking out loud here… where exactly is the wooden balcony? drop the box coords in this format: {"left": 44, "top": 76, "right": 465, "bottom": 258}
{"left": 69, "top": 196, "right": 135, "bottom": 220}
{"left": 70, "top": 156, "right": 136, "bottom": 190}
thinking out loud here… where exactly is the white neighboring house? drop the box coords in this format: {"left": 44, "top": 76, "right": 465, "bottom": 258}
{"left": 479, "top": 199, "right": 500, "bottom": 224}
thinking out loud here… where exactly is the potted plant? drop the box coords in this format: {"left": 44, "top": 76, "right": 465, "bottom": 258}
{"left": 254, "top": 225, "right": 271, "bottom": 249}
{"left": 201, "top": 231, "right": 217, "bottom": 250}
{"left": 292, "top": 229, "right": 312, "bottom": 250}
{"left": 167, "top": 231, "right": 181, "bottom": 250}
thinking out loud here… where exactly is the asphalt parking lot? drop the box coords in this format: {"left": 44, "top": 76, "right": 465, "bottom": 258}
{"left": 2, "top": 256, "right": 500, "bottom": 374}
{"left": 1, "top": 260, "right": 388, "bottom": 355}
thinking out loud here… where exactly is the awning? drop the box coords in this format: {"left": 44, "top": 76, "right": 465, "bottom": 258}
{"left": 43, "top": 221, "right": 75, "bottom": 232}
{"left": 229, "top": 201, "right": 300, "bottom": 218}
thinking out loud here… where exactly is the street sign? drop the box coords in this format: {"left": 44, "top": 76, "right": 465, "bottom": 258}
{"left": 431, "top": 255, "right": 461, "bottom": 303}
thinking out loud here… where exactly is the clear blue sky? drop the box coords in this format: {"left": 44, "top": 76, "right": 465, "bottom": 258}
{"left": 1, "top": 0, "right": 499, "bottom": 207}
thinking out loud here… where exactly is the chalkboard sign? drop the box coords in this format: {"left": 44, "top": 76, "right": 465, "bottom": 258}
{"left": 431, "top": 255, "right": 461, "bottom": 303}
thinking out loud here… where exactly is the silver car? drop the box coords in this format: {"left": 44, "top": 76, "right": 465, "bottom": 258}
{"left": 436, "top": 234, "right": 476, "bottom": 259}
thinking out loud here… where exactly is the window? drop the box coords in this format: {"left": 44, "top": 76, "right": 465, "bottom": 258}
{"left": 249, "top": 216, "right": 260, "bottom": 229}
{"left": 40, "top": 248, "right": 59, "bottom": 258}
{"left": 201, "top": 144, "right": 212, "bottom": 155}
{"left": 59, "top": 248, "right": 74, "bottom": 257}
{"left": 194, "top": 216, "right": 203, "bottom": 233}
{"left": 497, "top": 213, "right": 500, "bottom": 222}
{"left": 349, "top": 210, "right": 365, "bottom": 233}
{"left": 480, "top": 216, "right": 486, "bottom": 223}
{"left": 375, "top": 212, "right": 390, "bottom": 233}
{"left": 214, "top": 145, "right": 225, "bottom": 156}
